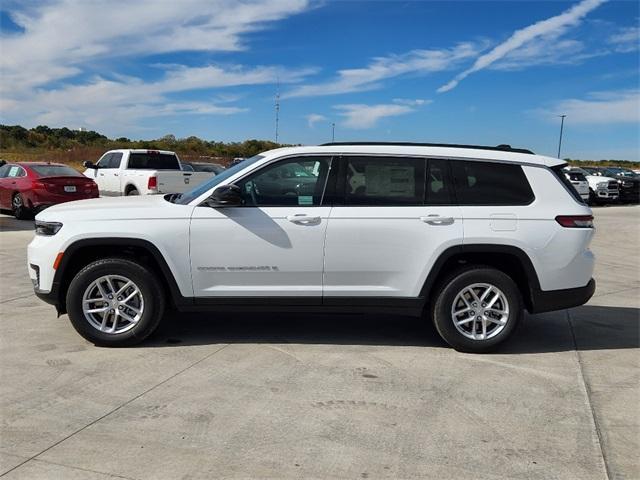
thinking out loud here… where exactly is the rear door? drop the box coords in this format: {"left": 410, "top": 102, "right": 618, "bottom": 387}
{"left": 323, "top": 156, "right": 463, "bottom": 301}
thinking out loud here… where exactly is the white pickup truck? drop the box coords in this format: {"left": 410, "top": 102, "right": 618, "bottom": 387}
{"left": 83, "top": 149, "right": 215, "bottom": 196}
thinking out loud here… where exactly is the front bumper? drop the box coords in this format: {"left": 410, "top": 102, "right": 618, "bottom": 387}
{"left": 528, "top": 278, "right": 596, "bottom": 314}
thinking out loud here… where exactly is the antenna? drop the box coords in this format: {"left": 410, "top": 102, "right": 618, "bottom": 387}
{"left": 275, "top": 78, "right": 280, "bottom": 144}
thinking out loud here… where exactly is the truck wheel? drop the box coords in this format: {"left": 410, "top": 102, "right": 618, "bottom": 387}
{"left": 66, "top": 258, "right": 165, "bottom": 347}
{"left": 12, "top": 193, "right": 30, "bottom": 219}
{"left": 430, "top": 266, "right": 523, "bottom": 353}
{"left": 126, "top": 187, "right": 139, "bottom": 196}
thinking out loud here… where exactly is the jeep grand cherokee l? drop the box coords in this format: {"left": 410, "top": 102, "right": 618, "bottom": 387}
{"left": 28, "top": 142, "right": 595, "bottom": 353}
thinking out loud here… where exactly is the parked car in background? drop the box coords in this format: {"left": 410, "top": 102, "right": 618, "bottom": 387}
{"left": 83, "top": 150, "right": 215, "bottom": 196}
{"left": 570, "top": 167, "right": 619, "bottom": 205}
{"left": 600, "top": 167, "right": 640, "bottom": 203}
{"left": 181, "top": 162, "right": 225, "bottom": 174}
{"left": 563, "top": 169, "right": 589, "bottom": 202}
{"left": 0, "top": 162, "right": 98, "bottom": 219}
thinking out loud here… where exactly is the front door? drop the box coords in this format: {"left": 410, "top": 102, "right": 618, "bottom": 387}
{"left": 92, "top": 153, "right": 122, "bottom": 196}
{"left": 323, "top": 156, "right": 463, "bottom": 299}
{"left": 190, "top": 156, "right": 334, "bottom": 299}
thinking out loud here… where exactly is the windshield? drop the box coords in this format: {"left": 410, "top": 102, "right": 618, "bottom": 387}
{"left": 174, "top": 155, "right": 264, "bottom": 205}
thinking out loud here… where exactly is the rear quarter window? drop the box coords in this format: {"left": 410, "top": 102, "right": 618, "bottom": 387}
{"left": 552, "top": 165, "right": 585, "bottom": 204}
{"left": 451, "top": 160, "right": 534, "bottom": 206}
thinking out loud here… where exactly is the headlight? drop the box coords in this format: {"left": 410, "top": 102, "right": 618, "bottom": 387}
{"left": 596, "top": 181, "right": 608, "bottom": 188}
{"left": 35, "top": 221, "right": 63, "bottom": 236}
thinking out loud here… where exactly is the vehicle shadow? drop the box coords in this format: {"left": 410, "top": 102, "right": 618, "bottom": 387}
{"left": 0, "top": 214, "right": 34, "bottom": 232}
{"left": 148, "top": 305, "right": 639, "bottom": 354}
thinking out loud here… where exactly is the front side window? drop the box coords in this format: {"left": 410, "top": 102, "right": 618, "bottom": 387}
{"left": 97, "top": 153, "right": 113, "bottom": 168}
{"left": 343, "top": 156, "right": 425, "bottom": 206}
{"left": 451, "top": 160, "right": 534, "bottom": 206}
{"left": 236, "top": 156, "right": 332, "bottom": 207}
{"left": 0, "top": 164, "right": 12, "bottom": 178}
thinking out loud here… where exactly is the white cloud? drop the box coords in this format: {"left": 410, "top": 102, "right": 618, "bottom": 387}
{"left": 536, "top": 90, "right": 640, "bottom": 124}
{"left": 438, "top": 0, "right": 607, "bottom": 92}
{"left": 285, "top": 42, "right": 483, "bottom": 98}
{"left": 392, "top": 98, "right": 429, "bottom": 106}
{"left": 608, "top": 25, "right": 640, "bottom": 53}
{"left": 334, "top": 104, "right": 416, "bottom": 129}
{"left": 306, "top": 114, "right": 327, "bottom": 128}
{"left": 0, "top": 0, "right": 315, "bottom": 133}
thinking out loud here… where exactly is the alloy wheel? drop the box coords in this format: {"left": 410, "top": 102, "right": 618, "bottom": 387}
{"left": 451, "top": 283, "right": 509, "bottom": 341}
{"left": 82, "top": 275, "right": 144, "bottom": 334}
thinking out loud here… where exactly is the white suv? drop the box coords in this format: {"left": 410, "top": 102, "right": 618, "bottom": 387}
{"left": 28, "top": 143, "right": 595, "bottom": 352}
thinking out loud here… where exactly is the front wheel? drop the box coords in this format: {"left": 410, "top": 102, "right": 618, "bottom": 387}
{"left": 430, "top": 267, "right": 523, "bottom": 353}
{"left": 66, "top": 258, "right": 165, "bottom": 347}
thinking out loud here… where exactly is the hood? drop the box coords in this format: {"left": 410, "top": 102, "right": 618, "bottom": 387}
{"left": 36, "top": 194, "right": 192, "bottom": 223}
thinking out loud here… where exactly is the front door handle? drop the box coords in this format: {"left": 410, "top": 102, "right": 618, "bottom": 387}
{"left": 286, "top": 214, "right": 321, "bottom": 224}
{"left": 420, "top": 215, "right": 454, "bottom": 225}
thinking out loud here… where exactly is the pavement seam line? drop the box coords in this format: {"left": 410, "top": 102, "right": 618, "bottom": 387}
{"left": 0, "top": 343, "right": 230, "bottom": 478}
{"left": 31, "top": 458, "right": 140, "bottom": 480}
{"left": 566, "top": 309, "right": 612, "bottom": 480}
{"left": 0, "top": 293, "right": 35, "bottom": 304}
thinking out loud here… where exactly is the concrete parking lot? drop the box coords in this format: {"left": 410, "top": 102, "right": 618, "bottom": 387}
{"left": 0, "top": 206, "right": 638, "bottom": 480}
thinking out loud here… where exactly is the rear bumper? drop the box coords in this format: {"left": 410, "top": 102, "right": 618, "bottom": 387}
{"left": 528, "top": 278, "right": 595, "bottom": 314}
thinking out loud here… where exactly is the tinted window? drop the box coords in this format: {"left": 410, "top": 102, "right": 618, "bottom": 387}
{"left": 236, "top": 156, "right": 332, "bottom": 206}
{"left": 426, "top": 159, "right": 453, "bottom": 205}
{"left": 344, "top": 156, "right": 425, "bottom": 206}
{"left": 109, "top": 152, "right": 123, "bottom": 168}
{"left": 30, "top": 165, "right": 82, "bottom": 177}
{"left": 452, "top": 161, "right": 534, "bottom": 205}
{"left": 97, "top": 153, "right": 113, "bottom": 168}
{"left": 0, "top": 164, "right": 11, "bottom": 178}
{"left": 127, "top": 153, "right": 179, "bottom": 170}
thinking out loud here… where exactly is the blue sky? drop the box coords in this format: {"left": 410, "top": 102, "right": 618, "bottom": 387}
{"left": 0, "top": 0, "right": 638, "bottom": 160}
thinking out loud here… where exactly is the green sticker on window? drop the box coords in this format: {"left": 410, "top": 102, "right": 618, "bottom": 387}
{"left": 298, "top": 195, "right": 313, "bottom": 205}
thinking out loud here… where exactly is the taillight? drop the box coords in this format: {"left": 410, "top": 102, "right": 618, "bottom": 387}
{"left": 555, "top": 215, "right": 594, "bottom": 228}
{"left": 148, "top": 176, "right": 158, "bottom": 190}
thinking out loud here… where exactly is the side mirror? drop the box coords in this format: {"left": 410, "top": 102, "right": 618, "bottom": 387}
{"left": 206, "top": 184, "right": 242, "bottom": 207}
{"left": 83, "top": 161, "right": 98, "bottom": 169}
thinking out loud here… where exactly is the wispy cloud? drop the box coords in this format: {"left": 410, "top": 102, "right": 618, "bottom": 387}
{"left": 305, "top": 114, "right": 327, "bottom": 128}
{"left": 0, "top": 0, "right": 314, "bottom": 133}
{"left": 438, "top": 0, "right": 607, "bottom": 92}
{"left": 334, "top": 102, "right": 425, "bottom": 129}
{"left": 608, "top": 25, "right": 640, "bottom": 53}
{"left": 285, "top": 42, "right": 483, "bottom": 98}
{"left": 535, "top": 89, "right": 639, "bottom": 124}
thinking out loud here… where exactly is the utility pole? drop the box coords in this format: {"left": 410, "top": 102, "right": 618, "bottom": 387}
{"left": 331, "top": 122, "right": 335, "bottom": 142}
{"left": 274, "top": 79, "right": 280, "bottom": 144}
{"left": 557, "top": 114, "right": 566, "bottom": 158}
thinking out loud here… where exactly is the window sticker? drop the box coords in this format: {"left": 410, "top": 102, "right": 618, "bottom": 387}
{"left": 298, "top": 195, "right": 313, "bottom": 205}
{"left": 364, "top": 165, "right": 415, "bottom": 197}
{"left": 8, "top": 166, "right": 19, "bottom": 177}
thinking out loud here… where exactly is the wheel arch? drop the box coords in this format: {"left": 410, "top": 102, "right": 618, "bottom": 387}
{"left": 53, "top": 238, "right": 190, "bottom": 314}
{"left": 124, "top": 183, "right": 138, "bottom": 195}
{"left": 420, "top": 244, "right": 542, "bottom": 312}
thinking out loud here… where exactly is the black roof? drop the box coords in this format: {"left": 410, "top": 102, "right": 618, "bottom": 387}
{"left": 320, "top": 142, "right": 534, "bottom": 155}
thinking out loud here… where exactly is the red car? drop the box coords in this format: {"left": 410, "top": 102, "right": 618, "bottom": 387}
{"left": 0, "top": 162, "right": 99, "bottom": 219}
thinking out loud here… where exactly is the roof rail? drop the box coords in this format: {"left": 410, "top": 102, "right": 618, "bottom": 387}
{"left": 319, "top": 141, "right": 534, "bottom": 155}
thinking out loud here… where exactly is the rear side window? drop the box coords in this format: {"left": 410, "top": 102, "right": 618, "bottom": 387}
{"left": 451, "top": 161, "right": 534, "bottom": 206}
{"left": 552, "top": 165, "right": 585, "bottom": 204}
{"left": 127, "top": 153, "right": 179, "bottom": 170}
{"left": 426, "top": 159, "right": 453, "bottom": 205}
{"left": 343, "top": 156, "right": 425, "bottom": 206}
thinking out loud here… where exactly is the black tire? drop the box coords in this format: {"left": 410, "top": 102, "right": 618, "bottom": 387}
{"left": 66, "top": 258, "right": 165, "bottom": 347}
{"left": 12, "top": 193, "right": 30, "bottom": 219}
{"left": 588, "top": 189, "right": 599, "bottom": 206}
{"left": 430, "top": 266, "right": 523, "bottom": 353}
{"left": 126, "top": 187, "right": 139, "bottom": 196}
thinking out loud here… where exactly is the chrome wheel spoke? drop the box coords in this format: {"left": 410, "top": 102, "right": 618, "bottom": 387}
{"left": 451, "top": 283, "right": 510, "bottom": 341}
{"left": 82, "top": 275, "right": 144, "bottom": 335}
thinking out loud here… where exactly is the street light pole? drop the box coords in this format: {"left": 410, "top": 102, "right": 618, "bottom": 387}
{"left": 331, "top": 122, "right": 335, "bottom": 142}
{"left": 557, "top": 114, "right": 566, "bottom": 158}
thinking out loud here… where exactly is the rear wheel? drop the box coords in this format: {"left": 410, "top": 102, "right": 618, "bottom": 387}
{"left": 66, "top": 258, "right": 165, "bottom": 347}
{"left": 430, "top": 266, "right": 523, "bottom": 353}
{"left": 12, "top": 193, "right": 30, "bottom": 219}
{"left": 126, "top": 187, "right": 139, "bottom": 196}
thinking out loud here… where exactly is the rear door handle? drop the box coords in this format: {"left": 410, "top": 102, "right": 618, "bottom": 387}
{"left": 420, "top": 215, "right": 454, "bottom": 225}
{"left": 286, "top": 214, "right": 321, "bottom": 224}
